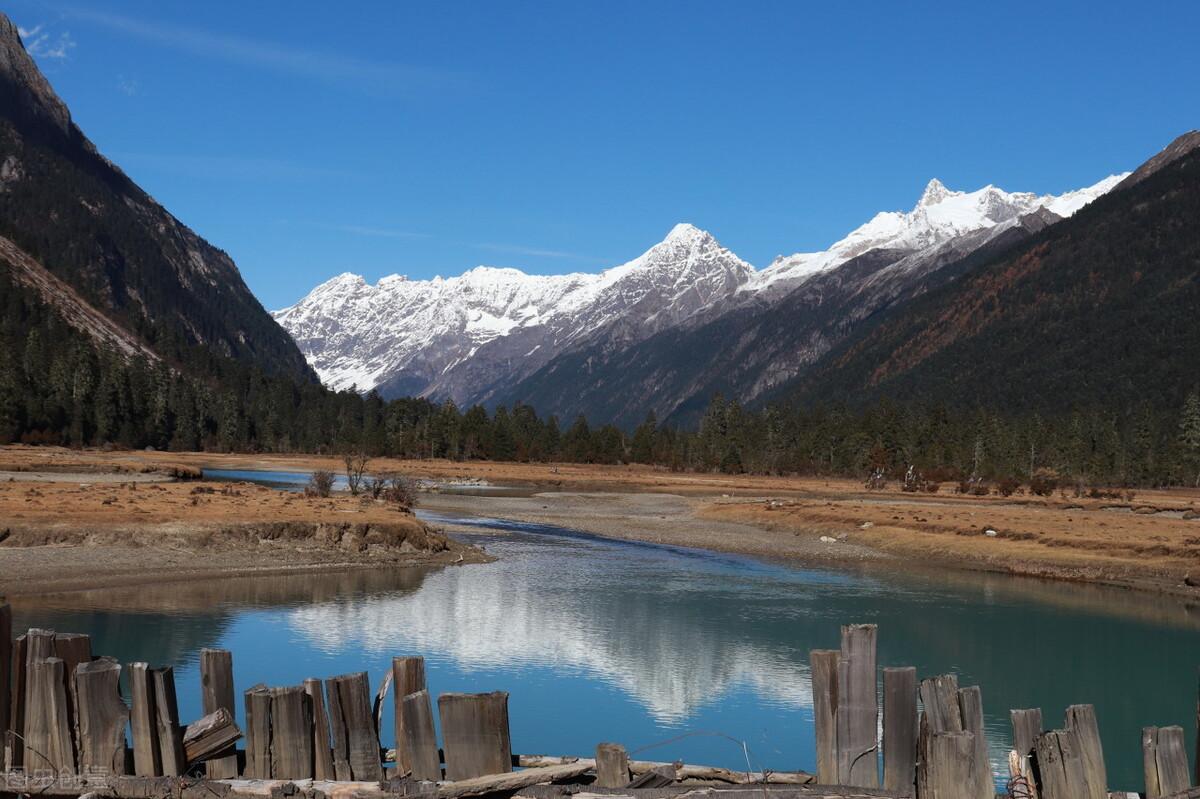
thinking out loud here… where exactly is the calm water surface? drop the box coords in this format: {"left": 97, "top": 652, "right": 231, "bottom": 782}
{"left": 11, "top": 469, "right": 1200, "bottom": 790}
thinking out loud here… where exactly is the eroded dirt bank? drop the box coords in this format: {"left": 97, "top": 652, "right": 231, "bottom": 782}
{"left": 0, "top": 477, "right": 487, "bottom": 596}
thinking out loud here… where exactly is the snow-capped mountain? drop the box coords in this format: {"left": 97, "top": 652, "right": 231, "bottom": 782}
{"left": 274, "top": 223, "right": 752, "bottom": 398}
{"left": 276, "top": 174, "right": 1125, "bottom": 405}
{"left": 748, "top": 174, "right": 1127, "bottom": 296}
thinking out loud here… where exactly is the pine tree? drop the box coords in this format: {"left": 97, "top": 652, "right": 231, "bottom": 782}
{"left": 1180, "top": 390, "right": 1200, "bottom": 486}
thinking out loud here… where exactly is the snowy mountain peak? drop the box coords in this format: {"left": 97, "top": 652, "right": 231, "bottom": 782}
{"left": 918, "top": 178, "right": 954, "bottom": 207}
{"left": 664, "top": 222, "right": 708, "bottom": 243}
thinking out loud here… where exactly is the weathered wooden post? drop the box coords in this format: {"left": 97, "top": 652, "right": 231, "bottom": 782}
{"left": 957, "top": 686, "right": 992, "bottom": 799}
{"left": 809, "top": 649, "right": 840, "bottom": 785}
{"left": 152, "top": 666, "right": 185, "bottom": 777}
{"left": 270, "top": 685, "right": 314, "bottom": 779}
{"left": 1011, "top": 708, "right": 1043, "bottom": 759}
{"left": 1065, "top": 704, "right": 1106, "bottom": 799}
{"left": 243, "top": 685, "right": 271, "bottom": 779}
{"left": 74, "top": 658, "right": 127, "bottom": 776}
{"left": 1036, "top": 728, "right": 1089, "bottom": 799}
{"left": 326, "top": 671, "right": 383, "bottom": 781}
{"left": 305, "top": 678, "right": 335, "bottom": 780}
{"left": 401, "top": 689, "right": 441, "bottom": 782}
{"left": 128, "top": 663, "right": 161, "bottom": 777}
{"left": 199, "top": 648, "right": 237, "bottom": 778}
{"left": 924, "top": 731, "right": 976, "bottom": 799}
{"left": 391, "top": 656, "right": 426, "bottom": 774}
{"left": 915, "top": 674, "right": 961, "bottom": 796}
{"left": 438, "top": 691, "right": 512, "bottom": 781}
{"left": 22, "top": 626, "right": 56, "bottom": 770}
{"left": 595, "top": 742, "right": 631, "bottom": 788}
{"left": 26, "top": 656, "right": 75, "bottom": 774}
{"left": 882, "top": 666, "right": 917, "bottom": 792}
{"left": 54, "top": 633, "right": 91, "bottom": 734}
{"left": 0, "top": 602, "right": 10, "bottom": 767}
{"left": 836, "top": 624, "right": 878, "bottom": 788}
{"left": 1143, "top": 725, "right": 1190, "bottom": 798}
{"left": 8, "top": 632, "right": 29, "bottom": 769}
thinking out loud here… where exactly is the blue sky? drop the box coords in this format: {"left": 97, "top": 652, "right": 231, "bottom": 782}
{"left": 9, "top": 0, "right": 1198, "bottom": 308}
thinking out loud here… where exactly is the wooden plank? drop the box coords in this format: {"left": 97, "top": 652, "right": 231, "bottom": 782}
{"left": 391, "top": 657, "right": 426, "bottom": 774}
{"left": 920, "top": 731, "right": 974, "bottom": 799}
{"left": 1144, "top": 726, "right": 1190, "bottom": 799}
{"left": 438, "top": 762, "right": 593, "bottom": 799}
{"left": 0, "top": 602, "right": 10, "bottom": 767}
{"left": 128, "top": 662, "right": 161, "bottom": 777}
{"left": 918, "top": 675, "right": 961, "bottom": 734}
{"left": 270, "top": 685, "right": 314, "bottom": 780}
{"left": 956, "top": 686, "right": 991, "bottom": 799}
{"left": 836, "top": 624, "right": 877, "bottom": 788}
{"left": 243, "top": 685, "right": 272, "bottom": 779}
{"left": 20, "top": 626, "right": 55, "bottom": 770}
{"left": 438, "top": 691, "right": 512, "bottom": 781}
{"left": 53, "top": 631, "right": 92, "bottom": 750}
{"left": 183, "top": 708, "right": 242, "bottom": 766}
{"left": 1036, "top": 728, "right": 1089, "bottom": 799}
{"left": 1011, "top": 708, "right": 1043, "bottom": 758}
{"left": 626, "top": 763, "right": 678, "bottom": 788}
{"left": 151, "top": 666, "right": 185, "bottom": 777}
{"left": 25, "top": 656, "right": 75, "bottom": 774}
{"left": 1065, "top": 704, "right": 1107, "bottom": 799}
{"left": 596, "top": 743, "right": 631, "bottom": 789}
{"left": 810, "top": 649, "right": 840, "bottom": 786}
{"left": 305, "top": 678, "right": 335, "bottom": 781}
{"left": 326, "top": 672, "right": 383, "bottom": 781}
{"left": 74, "top": 657, "right": 128, "bottom": 776}
{"left": 401, "top": 689, "right": 441, "bottom": 782}
{"left": 7, "top": 633, "right": 27, "bottom": 770}
{"left": 881, "top": 667, "right": 915, "bottom": 794}
{"left": 201, "top": 648, "right": 239, "bottom": 779}
{"left": 514, "top": 754, "right": 813, "bottom": 785}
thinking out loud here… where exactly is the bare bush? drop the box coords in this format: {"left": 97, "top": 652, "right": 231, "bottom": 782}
{"left": 344, "top": 452, "right": 369, "bottom": 496}
{"left": 306, "top": 470, "right": 334, "bottom": 498}
{"left": 382, "top": 473, "right": 419, "bottom": 510}
{"left": 1029, "top": 468, "right": 1060, "bottom": 497}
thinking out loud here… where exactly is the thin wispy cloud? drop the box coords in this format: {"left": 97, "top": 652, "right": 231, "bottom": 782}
{"left": 117, "top": 74, "right": 138, "bottom": 96}
{"left": 473, "top": 242, "right": 605, "bottom": 263}
{"left": 113, "top": 152, "right": 359, "bottom": 182}
{"left": 321, "top": 224, "right": 430, "bottom": 241}
{"left": 18, "top": 23, "right": 76, "bottom": 60}
{"left": 64, "top": 7, "right": 465, "bottom": 95}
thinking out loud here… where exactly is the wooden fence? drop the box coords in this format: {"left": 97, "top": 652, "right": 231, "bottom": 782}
{"left": 3, "top": 602, "right": 1200, "bottom": 798}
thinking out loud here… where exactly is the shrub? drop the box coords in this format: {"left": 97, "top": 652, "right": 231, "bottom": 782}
{"left": 996, "top": 477, "right": 1021, "bottom": 497}
{"left": 306, "top": 470, "right": 334, "bottom": 498}
{"left": 1029, "top": 468, "right": 1060, "bottom": 497}
{"left": 382, "top": 474, "right": 419, "bottom": 510}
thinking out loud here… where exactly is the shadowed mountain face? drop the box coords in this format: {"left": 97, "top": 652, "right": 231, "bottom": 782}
{"left": 0, "top": 13, "right": 314, "bottom": 381}
{"left": 779, "top": 133, "right": 1200, "bottom": 416}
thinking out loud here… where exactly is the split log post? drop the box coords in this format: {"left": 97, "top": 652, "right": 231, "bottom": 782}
{"left": 199, "top": 648, "right": 238, "bottom": 778}
{"left": 1065, "top": 704, "right": 1107, "bottom": 799}
{"left": 74, "top": 658, "right": 127, "bottom": 776}
{"left": 25, "top": 656, "right": 75, "bottom": 774}
{"left": 915, "top": 674, "right": 962, "bottom": 796}
{"left": 305, "top": 678, "right": 335, "bottom": 781}
{"left": 326, "top": 671, "right": 383, "bottom": 781}
{"left": 270, "top": 685, "right": 313, "bottom": 780}
{"left": 22, "top": 627, "right": 56, "bottom": 769}
{"left": 128, "top": 662, "right": 161, "bottom": 777}
{"left": 53, "top": 632, "right": 92, "bottom": 742}
{"left": 438, "top": 691, "right": 512, "bottom": 781}
{"left": 151, "top": 666, "right": 185, "bottom": 777}
{"left": 956, "top": 686, "right": 992, "bottom": 799}
{"left": 881, "top": 666, "right": 916, "bottom": 793}
{"left": 836, "top": 624, "right": 878, "bottom": 788}
{"left": 401, "top": 689, "right": 441, "bottom": 782}
{"left": 0, "top": 602, "right": 10, "bottom": 765}
{"left": 1011, "top": 708, "right": 1043, "bottom": 759}
{"left": 391, "top": 656, "right": 426, "bottom": 774}
{"left": 595, "top": 742, "right": 631, "bottom": 788}
{"left": 1144, "top": 725, "right": 1190, "bottom": 799}
{"left": 921, "top": 731, "right": 975, "bottom": 799}
{"left": 809, "top": 649, "right": 840, "bottom": 785}
{"left": 1036, "top": 728, "right": 1090, "bottom": 799}
{"left": 243, "top": 685, "right": 271, "bottom": 779}
{"left": 7, "top": 633, "right": 27, "bottom": 769}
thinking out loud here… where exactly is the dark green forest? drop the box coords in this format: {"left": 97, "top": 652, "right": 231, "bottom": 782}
{"left": 4, "top": 264, "right": 1199, "bottom": 489}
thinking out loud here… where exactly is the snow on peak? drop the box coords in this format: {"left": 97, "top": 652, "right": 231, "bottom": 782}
{"left": 750, "top": 172, "right": 1128, "bottom": 294}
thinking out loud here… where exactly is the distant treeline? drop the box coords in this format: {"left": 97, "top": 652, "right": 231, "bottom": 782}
{"left": 3, "top": 269, "right": 1200, "bottom": 489}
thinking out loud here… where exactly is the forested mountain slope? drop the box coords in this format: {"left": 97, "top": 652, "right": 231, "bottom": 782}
{"left": 782, "top": 132, "right": 1200, "bottom": 416}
